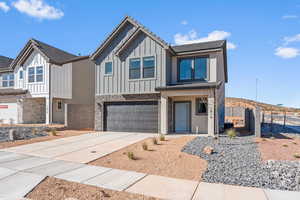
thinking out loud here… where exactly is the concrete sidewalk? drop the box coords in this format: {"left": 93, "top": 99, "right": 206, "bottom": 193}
{"left": 0, "top": 151, "right": 299, "bottom": 199}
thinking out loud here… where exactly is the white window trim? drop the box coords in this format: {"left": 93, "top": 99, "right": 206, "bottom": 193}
{"left": 2, "top": 73, "right": 14, "bottom": 87}
{"left": 104, "top": 61, "right": 113, "bottom": 76}
{"left": 27, "top": 66, "right": 44, "bottom": 84}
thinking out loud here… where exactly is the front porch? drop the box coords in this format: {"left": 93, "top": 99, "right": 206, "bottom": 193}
{"left": 160, "top": 89, "right": 217, "bottom": 136}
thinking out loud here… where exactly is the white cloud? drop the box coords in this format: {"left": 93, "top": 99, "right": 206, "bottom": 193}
{"left": 12, "top": 0, "right": 64, "bottom": 20}
{"left": 174, "top": 30, "right": 236, "bottom": 50}
{"left": 282, "top": 15, "right": 298, "bottom": 19}
{"left": 275, "top": 47, "right": 300, "bottom": 59}
{"left": 283, "top": 34, "right": 300, "bottom": 45}
{"left": 181, "top": 20, "right": 188, "bottom": 25}
{"left": 0, "top": 2, "right": 10, "bottom": 12}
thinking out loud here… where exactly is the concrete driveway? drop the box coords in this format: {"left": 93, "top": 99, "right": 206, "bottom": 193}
{"left": 1, "top": 132, "right": 153, "bottom": 163}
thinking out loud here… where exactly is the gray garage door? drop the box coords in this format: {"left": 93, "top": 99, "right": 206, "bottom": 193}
{"left": 104, "top": 101, "right": 158, "bottom": 133}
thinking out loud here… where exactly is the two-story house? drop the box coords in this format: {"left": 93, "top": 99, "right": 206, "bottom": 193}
{"left": 0, "top": 39, "right": 95, "bottom": 128}
{"left": 91, "top": 16, "right": 227, "bottom": 136}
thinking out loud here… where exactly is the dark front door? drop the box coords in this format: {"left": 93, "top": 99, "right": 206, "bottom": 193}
{"left": 104, "top": 101, "right": 158, "bottom": 133}
{"left": 174, "top": 102, "right": 191, "bottom": 133}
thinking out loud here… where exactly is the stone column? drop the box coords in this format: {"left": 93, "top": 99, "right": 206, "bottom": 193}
{"left": 207, "top": 97, "right": 215, "bottom": 136}
{"left": 160, "top": 95, "right": 168, "bottom": 135}
{"left": 45, "top": 97, "right": 52, "bottom": 124}
{"left": 255, "top": 107, "right": 261, "bottom": 137}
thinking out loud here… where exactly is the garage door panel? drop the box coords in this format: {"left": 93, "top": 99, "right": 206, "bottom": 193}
{"left": 104, "top": 101, "right": 158, "bottom": 133}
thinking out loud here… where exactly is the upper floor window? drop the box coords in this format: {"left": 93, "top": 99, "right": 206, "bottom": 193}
{"left": 129, "top": 58, "right": 141, "bottom": 79}
{"left": 143, "top": 56, "right": 155, "bottom": 78}
{"left": 2, "top": 73, "right": 14, "bottom": 87}
{"left": 178, "top": 57, "right": 208, "bottom": 81}
{"left": 104, "top": 62, "right": 113, "bottom": 75}
{"left": 19, "top": 70, "right": 23, "bottom": 79}
{"left": 28, "top": 66, "right": 43, "bottom": 83}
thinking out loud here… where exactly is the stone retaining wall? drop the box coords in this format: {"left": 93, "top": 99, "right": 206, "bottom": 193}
{"left": 0, "top": 126, "right": 51, "bottom": 142}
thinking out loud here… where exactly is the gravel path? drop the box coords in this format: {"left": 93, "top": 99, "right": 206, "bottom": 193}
{"left": 182, "top": 136, "right": 300, "bottom": 191}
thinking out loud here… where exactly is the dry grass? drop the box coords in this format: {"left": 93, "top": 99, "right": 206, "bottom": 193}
{"left": 0, "top": 130, "right": 94, "bottom": 149}
{"left": 255, "top": 137, "right": 300, "bottom": 161}
{"left": 26, "top": 177, "right": 159, "bottom": 200}
{"left": 89, "top": 136, "right": 207, "bottom": 181}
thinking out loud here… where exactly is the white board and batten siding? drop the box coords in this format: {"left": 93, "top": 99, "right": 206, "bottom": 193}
{"left": 14, "top": 50, "right": 50, "bottom": 97}
{"left": 51, "top": 63, "right": 72, "bottom": 99}
{"left": 95, "top": 26, "right": 167, "bottom": 95}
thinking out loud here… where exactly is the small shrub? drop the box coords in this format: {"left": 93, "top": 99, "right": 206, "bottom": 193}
{"left": 293, "top": 142, "right": 298, "bottom": 145}
{"left": 226, "top": 129, "right": 237, "bottom": 139}
{"left": 51, "top": 128, "right": 58, "bottom": 136}
{"left": 159, "top": 134, "right": 165, "bottom": 141}
{"left": 142, "top": 142, "right": 148, "bottom": 151}
{"left": 127, "top": 152, "right": 135, "bottom": 160}
{"left": 31, "top": 128, "right": 37, "bottom": 135}
{"left": 282, "top": 144, "right": 288, "bottom": 147}
{"left": 293, "top": 153, "right": 300, "bottom": 159}
{"left": 270, "top": 136, "right": 275, "bottom": 140}
{"left": 152, "top": 137, "right": 158, "bottom": 145}
{"left": 262, "top": 138, "right": 267, "bottom": 141}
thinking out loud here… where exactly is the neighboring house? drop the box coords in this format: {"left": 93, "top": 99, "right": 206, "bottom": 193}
{"left": 0, "top": 39, "right": 95, "bottom": 128}
{"left": 90, "top": 16, "right": 227, "bottom": 136}
{"left": 0, "top": 56, "right": 14, "bottom": 89}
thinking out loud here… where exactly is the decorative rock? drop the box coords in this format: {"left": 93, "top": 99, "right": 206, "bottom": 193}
{"left": 203, "top": 146, "right": 214, "bottom": 155}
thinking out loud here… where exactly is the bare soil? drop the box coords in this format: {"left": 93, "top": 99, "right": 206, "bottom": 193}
{"left": 90, "top": 136, "right": 207, "bottom": 181}
{"left": 0, "top": 130, "right": 94, "bottom": 149}
{"left": 26, "top": 177, "right": 159, "bottom": 200}
{"left": 255, "top": 137, "right": 300, "bottom": 161}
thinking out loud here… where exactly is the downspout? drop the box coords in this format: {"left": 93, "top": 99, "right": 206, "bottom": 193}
{"left": 214, "top": 87, "right": 217, "bottom": 136}
{"left": 49, "top": 63, "right": 52, "bottom": 124}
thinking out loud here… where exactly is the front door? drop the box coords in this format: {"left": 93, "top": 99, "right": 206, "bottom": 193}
{"left": 174, "top": 102, "right": 191, "bottom": 133}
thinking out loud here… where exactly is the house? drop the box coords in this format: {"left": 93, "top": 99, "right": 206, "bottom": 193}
{"left": 0, "top": 39, "right": 95, "bottom": 129}
{"left": 0, "top": 55, "right": 14, "bottom": 89}
{"left": 90, "top": 16, "right": 227, "bottom": 136}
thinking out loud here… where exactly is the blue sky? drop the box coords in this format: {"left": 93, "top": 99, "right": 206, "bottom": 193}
{"left": 0, "top": 0, "right": 300, "bottom": 108}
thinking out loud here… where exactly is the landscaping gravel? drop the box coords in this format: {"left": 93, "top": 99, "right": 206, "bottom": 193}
{"left": 182, "top": 136, "right": 300, "bottom": 191}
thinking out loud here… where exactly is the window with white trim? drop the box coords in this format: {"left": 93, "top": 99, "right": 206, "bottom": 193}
{"left": 2, "top": 73, "right": 14, "bottom": 87}
{"left": 196, "top": 97, "right": 208, "bottom": 114}
{"left": 19, "top": 70, "right": 23, "bottom": 79}
{"left": 28, "top": 66, "right": 43, "bottom": 83}
{"left": 104, "top": 62, "right": 113, "bottom": 75}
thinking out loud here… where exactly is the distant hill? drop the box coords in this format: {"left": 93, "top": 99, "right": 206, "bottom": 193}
{"left": 225, "top": 97, "right": 300, "bottom": 113}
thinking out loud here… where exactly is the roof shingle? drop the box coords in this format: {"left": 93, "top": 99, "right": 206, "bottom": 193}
{"left": 0, "top": 55, "right": 13, "bottom": 71}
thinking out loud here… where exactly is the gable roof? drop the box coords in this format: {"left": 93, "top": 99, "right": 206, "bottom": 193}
{"left": 90, "top": 16, "right": 170, "bottom": 60}
{"left": 11, "top": 38, "right": 78, "bottom": 68}
{"left": 0, "top": 55, "right": 14, "bottom": 72}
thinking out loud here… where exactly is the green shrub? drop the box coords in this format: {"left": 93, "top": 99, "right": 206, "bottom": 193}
{"left": 282, "top": 144, "right": 288, "bottom": 147}
{"left": 293, "top": 153, "right": 300, "bottom": 159}
{"left": 159, "top": 134, "right": 165, "bottom": 141}
{"left": 127, "top": 152, "right": 135, "bottom": 160}
{"left": 262, "top": 138, "right": 267, "bottom": 141}
{"left": 152, "top": 137, "right": 158, "bottom": 145}
{"left": 293, "top": 142, "right": 297, "bottom": 145}
{"left": 142, "top": 142, "right": 148, "bottom": 151}
{"left": 226, "top": 129, "right": 237, "bottom": 139}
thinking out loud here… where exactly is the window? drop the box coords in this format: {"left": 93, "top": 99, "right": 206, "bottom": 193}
{"left": 196, "top": 97, "right": 208, "bottom": 114}
{"left": 2, "top": 73, "right": 14, "bottom": 87}
{"left": 104, "top": 62, "right": 113, "bottom": 75}
{"left": 178, "top": 57, "right": 208, "bottom": 81}
{"left": 143, "top": 56, "right": 155, "bottom": 78}
{"left": 19, "top": 70, "right": 23, "bottom": 79}
{"left": 28, "top": 66, "right": 43, "bottom": 83}
{"left": 129, "top": 58, "right": 141, "bottom": 79}
{"left": 28, "top": 67, "right": 35, "bottom": 83}
{"left": 57, "top": 101, "right": 62, "bottom": 110}
{"left": 36, "top": 66, "right": 43, "bottom": 82}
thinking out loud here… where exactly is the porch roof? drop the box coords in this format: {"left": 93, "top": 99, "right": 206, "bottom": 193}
{"left": 0, "top": 89, "right": 28, "bottom": 95}
{"left": 155, "top": 81, "right": 221, "bottom": 91}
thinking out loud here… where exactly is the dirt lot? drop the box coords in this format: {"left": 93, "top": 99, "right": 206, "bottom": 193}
{"left": 26, "top": 177, "right": 159, "bottom": 200}
{"left": 256, "top": 137, "right": 300, "bottom": 161}
{"left": 0, "top": 130, "right": 93, "bottom": 149}
{"left": 90, "top": 136, "right": 207, "bottom": 181}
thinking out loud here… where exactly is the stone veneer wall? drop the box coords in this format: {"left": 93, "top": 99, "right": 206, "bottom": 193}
{"left": 0, "top": 126, "right": 50, "bottom": 142}
{"left": 66, "top": 104, "right": 95, "bottom": 130}
{"left": 95, "top": 93, "right": 161, "bottom": 132}
{"left": 22, "top": 98, "right": 46, "bottom": 124}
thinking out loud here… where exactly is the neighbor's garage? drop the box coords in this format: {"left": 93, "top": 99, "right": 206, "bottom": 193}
{"left": 104, "top": 101, "right": 158, "bottom": 133}
{"left": 0, "top": 103, "right": 18, "bottom": 124}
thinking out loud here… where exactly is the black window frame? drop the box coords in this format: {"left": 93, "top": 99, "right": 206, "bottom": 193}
{"left": 142, "top": 56, "right": 155, "bottom": 78}
{"left": 195, "top": 97, "right": 208, "bottom": 115}
{"left": 177, "top": 56, "right": 208, "bottom": 82}
{"left": 129, "top": 58, "right": 141, "bottom": 79}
